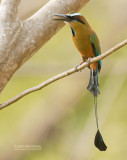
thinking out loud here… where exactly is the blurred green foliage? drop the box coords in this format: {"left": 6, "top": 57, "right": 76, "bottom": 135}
{"left": 0, "top": 0, "right": 127, "bottom": 160}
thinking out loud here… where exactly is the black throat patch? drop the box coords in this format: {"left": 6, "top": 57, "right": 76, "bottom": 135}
{"left": 71, "top": 26, "right": 76, "bottom": 37}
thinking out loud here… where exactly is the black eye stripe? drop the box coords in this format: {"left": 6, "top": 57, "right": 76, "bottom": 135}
{"left": 77, "top": 19, "right": 85, "bottom": 24}
{"left": 67, "top": 15, "right": 85, "bottom": 24}
{"left": 67, "top": 15, "right": 77, "bottom": 19}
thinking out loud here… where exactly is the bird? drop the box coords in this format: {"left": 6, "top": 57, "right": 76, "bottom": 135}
{"left": 54, "top": 12, "right": 107, "bottom": 151}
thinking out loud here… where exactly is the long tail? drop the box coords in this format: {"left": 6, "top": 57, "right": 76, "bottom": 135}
{"left": 87, "top": 68, "right": 107, "bottom": 151}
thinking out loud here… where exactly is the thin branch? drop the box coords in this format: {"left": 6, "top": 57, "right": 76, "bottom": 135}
{"left": 0, "top": 39, "right": 127, "bottom": 110}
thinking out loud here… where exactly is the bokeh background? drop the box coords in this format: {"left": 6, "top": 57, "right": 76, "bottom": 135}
{"left": 0, "top": 0, "right": 127, "bottom": 159}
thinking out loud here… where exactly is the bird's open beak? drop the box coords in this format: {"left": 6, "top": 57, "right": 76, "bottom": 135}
{"left": 53, "top": 14, "right": 71, "bottom": 22}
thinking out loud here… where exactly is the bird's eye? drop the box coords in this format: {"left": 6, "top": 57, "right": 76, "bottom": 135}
{"left": 71, "top": 16, "right": 76, "bottom": 20}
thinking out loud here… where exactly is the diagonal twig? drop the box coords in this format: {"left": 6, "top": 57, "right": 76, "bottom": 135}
{"left": 0, "top": 39, "right": 127, "bottom": 110}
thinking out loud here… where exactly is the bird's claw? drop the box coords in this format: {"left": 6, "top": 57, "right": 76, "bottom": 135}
{"left": 87, "top": 58, "right": 91, "bottom": 69}
{"left": 87, "top": 58, "right": 91, "bottom": 65}
{"left": 74, "top": 65, "right": 79, "bottom": 72}
{"left": 74, "top": 65, "right": 82, "bottom": 72}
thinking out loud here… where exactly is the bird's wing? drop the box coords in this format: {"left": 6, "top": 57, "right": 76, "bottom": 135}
{"left": 90, "top": 32, "right": 101, "bottom": 57}
{"left": 90, "top": 32, "right": 102, "bottom": 71}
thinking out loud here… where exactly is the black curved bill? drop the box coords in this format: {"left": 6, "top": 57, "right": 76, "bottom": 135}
{"left": 53, "top": 14, "right": 85, "bottom": 24}
{"left": 94, "top": 130, "right": 107, "bottom": 151}
{"left": 53, "top": 14, "right": 70, "bottom": 22}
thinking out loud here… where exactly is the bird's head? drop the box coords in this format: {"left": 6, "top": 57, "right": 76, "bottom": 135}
{"left": 54, "top": 12, "right": 86, "bottom": 25}
{"left": 53, "top": 13, "right": 87, "bottom": 36}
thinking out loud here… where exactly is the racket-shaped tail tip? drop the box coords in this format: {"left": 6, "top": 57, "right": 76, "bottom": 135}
{"left": 94, "top": 130, "right": 107, "bottom": 151}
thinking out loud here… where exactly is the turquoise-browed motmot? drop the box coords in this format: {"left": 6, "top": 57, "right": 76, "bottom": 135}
{"left": 54, "top": 13, "right": 107, "bottom": 151}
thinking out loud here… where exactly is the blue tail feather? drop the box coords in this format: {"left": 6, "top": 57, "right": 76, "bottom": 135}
{"left": 87, "top": 69, "right": 100, "bottom": 96}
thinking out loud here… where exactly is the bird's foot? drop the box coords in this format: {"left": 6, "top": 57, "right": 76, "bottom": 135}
{"left": 74, "top": 65, "right": 80, "bottom": 72}
{"left": 74, "top": 62, "right": 84, "bottom": 72}
{"left": 86, "top": 58, "right": 91, "bottom": 68}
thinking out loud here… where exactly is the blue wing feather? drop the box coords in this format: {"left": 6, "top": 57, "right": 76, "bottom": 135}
{"left": 90, "top": 32, "right": 102, "bottom": 72}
